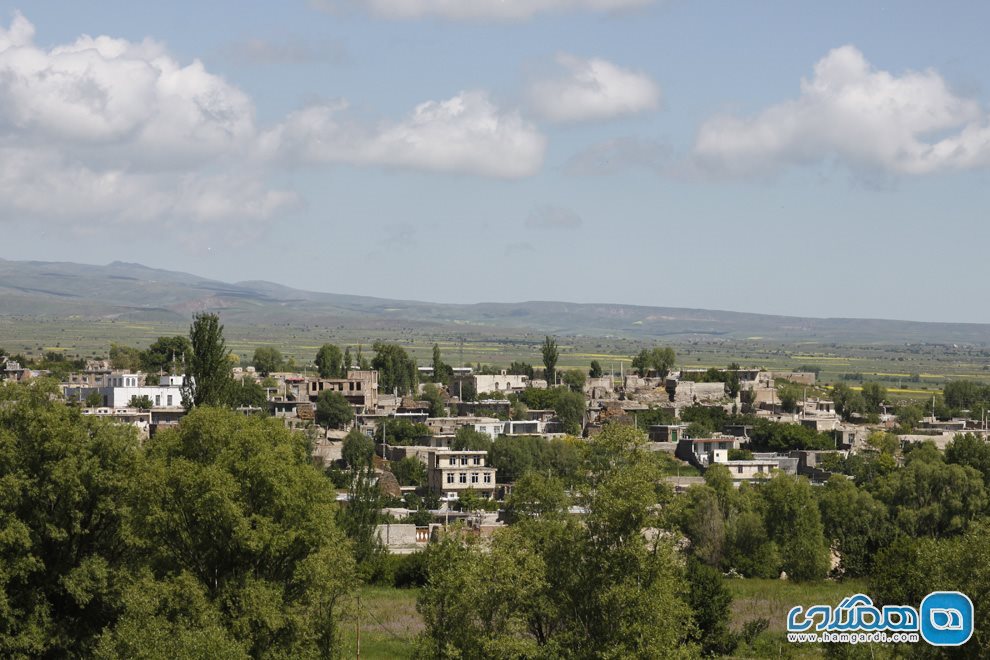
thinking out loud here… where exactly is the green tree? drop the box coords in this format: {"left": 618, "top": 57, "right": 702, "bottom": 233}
{"left": 449, "top": 426, "right": 493, "bottom": 452}
{"left": 541, "top": 336, "right": 559, "bottom": 385}
{"left": 431, "top": 344, "right": 453, "bottom": 385}
{"left": 588, "top": 360, "right": 603, "bottom": 379}
{"left": 946, "top": 432, "right": 990, "bottom": 484}
{"left": 686, "top": 558, "right": 736, "bottom": 656}
{"left": 817, "top": 476, "right": 892, "bottom": 577}
{"left": 141, "top": 336, "right": 192, "bottom": 375}
{"left": 504, "top": 471, "right": 568, "bottom": 523}
{"left": 895, "top": 402, "right": 925, "bottom": 431}
{"left": 724, "top": 508, "right": 781, "bottom": 579}
{"left": 93, "top": 570, "right": 246, "bottom": 659}
{"left": 132, "top": 408, "right": 354, "bottom": 658}
{"left": 760, "top": 473, "right": 830, "bottom": 580}
{"left": 338, "top": 437, "right": 384, "bottom": 569}
{"left": 376, "top": 418, "right": 431, "bottom": 446}
{"left": 831, "top": 382, "right": 866, "bottom": 421}
{"left": 562, "top": 369, "right": 586, "bottom": 393}
{"left": 371, "top": 341, "right": 418, "bottom": 396}
{"left": 418, "top": 424, "right": 697, "bottom": 658}
{"left": 128, "top": 394, "right": 153, "bottom": 409}
{"left": 870, "top": 523, "right": 990, "bottom": 652}
{"left": 109, "top": 343, "right": 143, "bottom": 371}
{"left": 871, "top": 453, "right": 987, "bottom": 537}
{"left": 183, "top": 313, "right": 234, "bottom": 409}
{"left": 942, "top": 380, "right": 986, "bottom": 410}
{"left": 510, "top": 398, "right": 529, "bottom": 421}
{"left": 356, "top": 344, "right": 371, "bottom": 370}
{"left": 552, "top": 388, "right": 585, "bottom": 435}
{"left": 860, "top": 381, "right": 888, "bottom": 413}
{"left": 391, "top": 456, "right": 427, "bottom": 487}
{"left": 229, "top": 377, "right": 267, "bottom": 409}
{"left": 631, "top": 346, "right": 676, "bottom": 378}
{"left": 85, "top": 390, "right": 104, "bottom": 407}
{"left": 341, "top": 427, "right": 374, "bottom": 470}
{"left": 251, "top": 346, "right": 283, "bottom": 376}
{"left": 0, "top": 381, "right": 143, "bottom": 657}
{"left": 725, "top": 362, "right": 741, "bottom": 398}
{"left": 419, "top": 383, "right": 446, "bottom": 418}
{"left": 778, "top": 383, "right": 801, "bottom": 413}
{"left": 508, "top": 361, "right": 535, "bottom": 378}
{"left": 314, "top": 343, "right": 344, "bottom": 379}
{"left": 316, "top": 390, "right": 354, "bottom": 429}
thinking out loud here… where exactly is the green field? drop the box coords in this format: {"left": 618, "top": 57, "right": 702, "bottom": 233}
{"left": 728, "top": 577, "right": 868, "bottom": 632}
{"left": 340, "top": 586, "right": 421, "bottom": 659}
{"left": 3, "top": 316, "right": 989, "bottom": 401}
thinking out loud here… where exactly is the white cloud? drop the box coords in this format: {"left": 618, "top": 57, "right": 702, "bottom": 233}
{"left": 311, "top": 0, "right": 654, "bottom": 21}
{"left": 0, "top": 15, "right": 255, "bottom": 164}
{"left": 526, "top": 204, "right": 584, "bottom": 229}
{"left": 693, "top": 45, "right": 990, "bottom": 177}
{"left": 0, "top": 12, "right": 548, "bottom": 239}
{"left": 528, "top": 54, "right": 661, "bottom": 122}
{"left": 265, "top": 91, "right": 546, "bottom": 178}
{"left": 0, "top": 147, "right": 298, "bottom": 227}
{"left": 0, "top": 11, "right": 295, "bottom": 231}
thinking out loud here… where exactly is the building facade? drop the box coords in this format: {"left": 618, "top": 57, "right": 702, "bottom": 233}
{"left": 428, "top": 450, "right": 497, "bottom": 499}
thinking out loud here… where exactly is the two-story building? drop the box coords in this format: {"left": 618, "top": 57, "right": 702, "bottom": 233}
{"left": 304, "top": 370, "right": 378, "bottom": 411}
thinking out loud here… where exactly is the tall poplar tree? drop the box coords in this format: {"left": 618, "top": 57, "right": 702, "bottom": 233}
{"left": 183, "top": 312, "right": 234, "bottom": 409}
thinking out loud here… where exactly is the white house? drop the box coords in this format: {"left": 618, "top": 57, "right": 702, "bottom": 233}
{"left": 65, "top": 374, "right": 185, "bottom": 409}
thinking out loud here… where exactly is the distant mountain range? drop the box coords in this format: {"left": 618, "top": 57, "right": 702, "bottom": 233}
{"left": 0, "top": 258, "right": 987, "bottom": 345}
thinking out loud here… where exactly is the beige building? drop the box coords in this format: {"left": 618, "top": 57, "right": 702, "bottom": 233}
{"left": 304, "top": 370, "right": 379, "bottom": 411}
{"left": 472, "top": 370, "right": 528, "bottom": 395}
{"left": 428, "top": 450, "right": 497, "bottom": 499}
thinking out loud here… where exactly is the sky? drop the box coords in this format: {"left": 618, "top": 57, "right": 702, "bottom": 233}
{"left": 1, "top": 1, "right": 989, "bottom": 323}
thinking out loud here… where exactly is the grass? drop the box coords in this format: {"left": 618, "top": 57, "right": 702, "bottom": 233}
{"left": 339, "top": 586, "right": 421, "bottom": 659}
{"left": 727, "top": 577, "right": 869, "bottom": 633}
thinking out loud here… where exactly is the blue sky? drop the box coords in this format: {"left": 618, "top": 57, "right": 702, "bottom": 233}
{"left": 1, "top": 1, "right": 989, "bottom": 322}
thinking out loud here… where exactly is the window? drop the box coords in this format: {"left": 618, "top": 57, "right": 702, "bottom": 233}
{"left": 737, "top": 466, "right": 743, "bottom": 474}
{"left": 449, "top": 457, "right": 457, "bottom": 466}
{"left": 472, "top": 456, "right": 480, "bottom": 465}
{"left": 155, "top": 395, "right": 161, "bottom": 406}
{"left": 484, "top": 473, "right": 491, "bottom": 484}
{"left": 459, "top": 473, "right": 467, "bottom": 484}
{"left": 447, "top": 473, "right": 454, "bottom": 484}
{"left": 461, "top": 457, "right": 468, "bottom": 466}
{"left": 471, "top": 473, "right": 479, "bottom": 484}
{"left": 167, "top": 395, "right": 173, "bottom": 406}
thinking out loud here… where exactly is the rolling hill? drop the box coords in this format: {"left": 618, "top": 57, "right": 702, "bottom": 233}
{"left": 0, "top": 258, "right": 987, "bottom": 345}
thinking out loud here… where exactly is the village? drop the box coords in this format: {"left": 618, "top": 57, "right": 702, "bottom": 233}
{"left": 4, "top": 335, "right": 980, "bottom": 557}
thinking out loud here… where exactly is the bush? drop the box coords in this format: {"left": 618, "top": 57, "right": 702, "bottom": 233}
{"left": 394, "top": 551, "right": 429, "bottom": 588}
